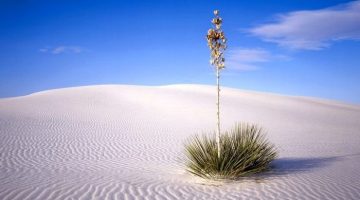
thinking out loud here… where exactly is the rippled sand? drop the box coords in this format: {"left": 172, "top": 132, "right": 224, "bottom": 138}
{"left": 1, "top": 84, "right": 360, "bottom": 199}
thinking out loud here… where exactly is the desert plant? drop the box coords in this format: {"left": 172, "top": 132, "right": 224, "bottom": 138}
{"left": 184, "top": 123, "right": 277, "bottom": 180}
{"left": 206, "top": 10, "right": 227, "bottom": 158}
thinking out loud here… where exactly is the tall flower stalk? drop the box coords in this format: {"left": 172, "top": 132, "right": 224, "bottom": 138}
{"left": 206, "top": 10, "right": 227, "bottom": 158}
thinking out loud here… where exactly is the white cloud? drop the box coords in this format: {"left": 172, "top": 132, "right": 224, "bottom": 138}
{"left": 226, "top": 48, "right": 289, "bottom": 70}
{"left": 39, "top": 48, "right": 48, "bottom": 53}
{"left": 230, "top": 48, "right": 270, "bottom": 62}
{"left": 249, "top": 1, "right": 360, "bottom": 50}
{"left": 39, "top": 46, "right": 84, "bottom": 54}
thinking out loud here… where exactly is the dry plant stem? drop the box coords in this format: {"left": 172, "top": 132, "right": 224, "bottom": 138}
{"left": 206, "top": 10, "right": 226, "bottom": 159}
{"left": 216, "top": 68, "right": 221, "bottom": 158}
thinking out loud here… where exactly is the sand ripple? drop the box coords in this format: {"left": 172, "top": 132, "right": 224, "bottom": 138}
{"left": 1, "top": 85, "right": 360, "bottom": 199}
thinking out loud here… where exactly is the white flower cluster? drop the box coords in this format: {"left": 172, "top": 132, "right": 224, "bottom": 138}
{"left": 206, "top": 10, "right": 227, "bottom": 70}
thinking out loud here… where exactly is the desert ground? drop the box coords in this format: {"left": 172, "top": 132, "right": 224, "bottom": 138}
{"left": 1, "top": 84, "right": 360, "bottom": 199}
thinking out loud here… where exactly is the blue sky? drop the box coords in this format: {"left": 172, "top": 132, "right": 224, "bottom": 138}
{"left": 1, "top": 0, "right": 359, "bottom": 103}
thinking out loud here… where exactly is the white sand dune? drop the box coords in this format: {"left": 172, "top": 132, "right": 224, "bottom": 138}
{"left": 1, "top": 84, "right": 360, "bottom": 200}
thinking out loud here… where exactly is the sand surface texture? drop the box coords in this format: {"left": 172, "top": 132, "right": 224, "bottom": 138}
{"left": 1, "top": 84, "right": 360, "bottom": 200}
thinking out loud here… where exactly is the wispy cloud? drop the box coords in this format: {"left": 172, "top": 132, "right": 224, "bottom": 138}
{"left": 249, "top": 1, "right": 360, "bottom": 50}
{"left": 226, "top": 48, "right": 289, "bottom": 70}
{"left": 39, "top": 46, "right": 84, "bottom": 54}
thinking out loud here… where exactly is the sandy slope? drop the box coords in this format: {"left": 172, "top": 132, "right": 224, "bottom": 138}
{"left": 1, "top": 84, "right": 360, "bottom": 200}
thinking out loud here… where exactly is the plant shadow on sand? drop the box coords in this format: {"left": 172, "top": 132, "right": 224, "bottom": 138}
{"left": 219, "top": 157, "right": 336, "bottom": 183}
{"left": 193, "top": 153, "right": 360, "bottom": 186}
{"left": 249, "top": 153, "right": 360, "bottom": 182}
{"left": 193, "top": 157, "right": 340, "bottom": 186}
{"left": 267, "top": 157, "right": 338, "bottom": 176}
{"left": 201, "top": 156, "right": 340, "bottom": 186}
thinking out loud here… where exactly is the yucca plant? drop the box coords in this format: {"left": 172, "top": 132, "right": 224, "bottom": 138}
{"left": 206, "top": 10, "right": 227, "bottom": 158}
{"left": 184, "top": 123, "right": 277, "bottom": 180}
